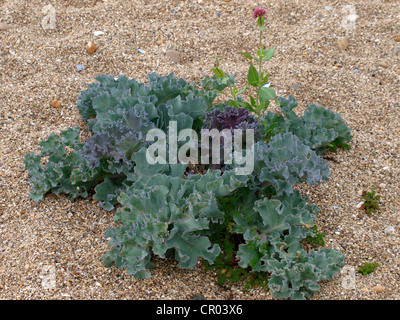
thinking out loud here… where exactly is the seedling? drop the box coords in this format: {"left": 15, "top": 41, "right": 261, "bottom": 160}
{"left": 361, "top": 186, "right": 381, "bottom": 216}
{"left": 358, "top": 262, "right": 379, "bottom": 275}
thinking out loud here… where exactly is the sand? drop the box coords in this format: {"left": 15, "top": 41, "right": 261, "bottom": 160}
{"left": 0, "top": 0, "right": 399, "bottom": 300}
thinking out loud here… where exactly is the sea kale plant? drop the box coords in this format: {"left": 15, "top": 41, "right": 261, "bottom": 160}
{"left": 23, "top": 7, "right": 353, "bottom": 300}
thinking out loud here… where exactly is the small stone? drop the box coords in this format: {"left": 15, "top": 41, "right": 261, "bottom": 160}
{"left": 189, "top": 293, "right": 206, "bottom": 300}
{"left": 166, "top": 50, "right": 181, "bottom": 63}
{"left": 379, "top": 183, "right": 386, "bottom": 188}
{"left": 361, "top": 287, "right": 370, "bottom": 293}
{"left": 379, "top": 61, "right": 388, "bottom": 68}
{"left": 137, "top": 49, "right": 146, "bottom": 54}
{"left": 224, "top": 0, "right": 231, "bottom": 2}
{"left": 291, "top": 83, "right": 300, "bottom": 90}
{"left": 0, "top": 22, "right": 12, "bottom": 31}
{"left": 76, "top": 64, "right": 84, "bottom": 71}
{"left": 337, "top": 37, "right": 349, "bottom": 50}
{"left": 340, "top": 242, "right": 347, "bottom": 249}
{"left": 384, "top": 226, "right": 395, "bottom": 236}
{"left": 396, "top": 69, "right": 400, "bottom": 75}
{"left": 156, "top": 38, "right": 163, "bottom": 46}
{"left": 394, "top": 36, "right": 400, "bottom": 42}
{"left": 372, "top": 285, "right": 385, "bottom": 293}
{"left": 93, "top": 31, "right": 104, "bottom": 37}
{"left": 356, "top": 201, "right": 364, "bottom": 209}
{"left": 86, "top": 41, "right": 97, "bottom": 54}
{"left": 393, "top": 46, "right": 399, "bottom": 56}
{"left": 50, "top": 99, "right": 62, "bottom": 108}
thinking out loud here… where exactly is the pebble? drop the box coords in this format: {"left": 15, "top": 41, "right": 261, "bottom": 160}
{"left": 379, "top": 183, "right": 386, "bottom": 188}
{"left": 0, "top": 22, "right": 12, "bottom": 31}
{"left": 384, "top": 226, "right": 395, "bottom": 236}
{"left": 189, "top": 293, "right": 206, "bottom": 300}
{"left": 393, "top": 46, "right": 399, "bottom": 56}
{"left": 86, "top": 41, "right": 97, "bottom": 54}
{"left": 166, "top": 50, "right": 181, "bottom": 63}
{"left": 372, "top": 285, "right": 385, "bottom": 293}
{"left": 379, "top": 61, "right": 388, "bottom": 68}
{"left": 337, "top": 37, "right": 349, "bottom": 50}
{"left": 156, "top": 38, "right": 163, "bottom": 46}
{"left": 290, "top": 83, "right": 300, "bottom": 90}
{"left": 50, "top": 99, "right": 62, "bottom": 108}
{"left": 137, "top": 49, "right": 146, "bottom": 54}
{"left": 396, "top": 69, "right": 400, "bottom": 76}
{"left": 356, "top": 201, "right": 364, "bottom": 209}
{"left": 394, "top": 36, "right": 400, "bottom": 42}
{"left": 76, "top": 64, "right": 84, "bottom": 71}
{"left": 93, "top": 31, "right": 104, "bottom": 37}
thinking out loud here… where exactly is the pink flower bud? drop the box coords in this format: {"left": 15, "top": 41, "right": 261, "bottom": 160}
{"left": 253, "top": 7, "right": 266, "bottom": 19}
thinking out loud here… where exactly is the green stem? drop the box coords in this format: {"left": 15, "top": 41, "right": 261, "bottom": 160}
{"left": 256, "top": 28, "right": 263, "bottom": 108}
{"left": 258, "top": 29, "right": 263, "bottom": 81}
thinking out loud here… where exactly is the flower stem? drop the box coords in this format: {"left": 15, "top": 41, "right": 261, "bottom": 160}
{"left": 256, "top": 27, "right": 263, "bottom": 107}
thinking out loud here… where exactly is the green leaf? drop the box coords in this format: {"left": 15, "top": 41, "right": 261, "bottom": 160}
{"left": 250, "top": 95, "right": 257, "bottom": 107}
{"left": 238, "top": 101, "right": 257, "bottom": 114}
{"left": 228, "top": 100, "right": 240, "bottom": 108}
{"left": 258, "top": 87, "right": 276, "bottom": 104}
{"left": 236, "top": 84, "right": 248, "bottom": 96}
{"left": 248, "top": 62, "right": 260, "bottom": 87}
{"left": 262, "top": 48, "right": 276, "bottom": 61}
{"left": 212, "top": 67, "right": 225, "bottom": 79}
{"left": 241, "top": 52, "right": 253, "bottom": 60}
{"left": 261, "top": 73, "right": 270, "bottom": 87}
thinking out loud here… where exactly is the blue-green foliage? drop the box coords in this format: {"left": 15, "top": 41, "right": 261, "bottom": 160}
{"left": 261, "top": 95, "right": 352, "bottom": 154}
{"left": 24, "top": 72, "right": 351, "bottom": 299}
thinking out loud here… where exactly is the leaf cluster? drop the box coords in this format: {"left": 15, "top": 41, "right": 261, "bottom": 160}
{"left": 358, "top": 262, "right": 379, "bottom": 275}
{"left": 24, "top": 72, "right": 352, "bottom": 300}
{"left": 361, "top": 186, "right": 381, "bottom": 216}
